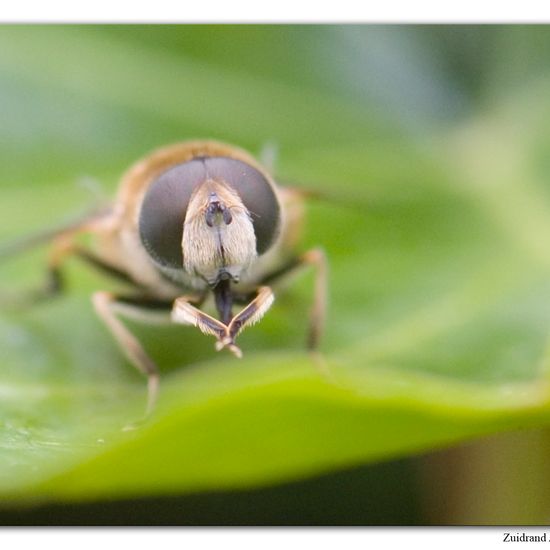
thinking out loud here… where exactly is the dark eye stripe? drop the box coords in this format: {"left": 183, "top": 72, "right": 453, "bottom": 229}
{"left": 139, "top": 157, "right": 281, "bottom": 270}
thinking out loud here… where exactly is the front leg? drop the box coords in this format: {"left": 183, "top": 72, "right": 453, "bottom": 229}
{"left": 171, "top": 286, "right": 275, "bottom": 358}
{"left": 171, "top": 295, "right": 241, "bottom": 357}
{"left": 216, "top": 286, "right": 275, "bottom": 355}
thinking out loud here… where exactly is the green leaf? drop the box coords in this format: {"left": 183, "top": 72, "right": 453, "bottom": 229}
{"left": 2, "top": 26, "right": 550, "bottom": 506}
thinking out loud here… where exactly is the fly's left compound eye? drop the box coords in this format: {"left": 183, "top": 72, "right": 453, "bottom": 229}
{"left": 139, "top": 156, "right": 281, "bottom": 270}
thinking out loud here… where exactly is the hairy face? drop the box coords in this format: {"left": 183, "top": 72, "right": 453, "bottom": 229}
{"left": 182, "top": 179, "right": 257, "bottom": 286}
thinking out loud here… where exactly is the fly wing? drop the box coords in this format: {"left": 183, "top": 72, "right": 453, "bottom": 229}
{"left": 0, "top": 206, "right": 113, "bottom": 262}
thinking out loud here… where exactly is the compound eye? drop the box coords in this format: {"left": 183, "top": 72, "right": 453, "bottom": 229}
{"left": 139, "top": 159, "right": 206, "bottom": 269}
{"left": 203, "top": 157, "right": 281, "bottom": 254}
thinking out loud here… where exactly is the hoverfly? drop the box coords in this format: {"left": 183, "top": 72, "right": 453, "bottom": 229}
{"left": 1, "top": 141, "right": 328, "bottom": 418}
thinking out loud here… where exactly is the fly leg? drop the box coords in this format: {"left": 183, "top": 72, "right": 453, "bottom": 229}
{"left": 0, "top": 208, "right": 121, "bottom": 305}
{"left": 262, "top": 248, "right": 328, "bottom": 351}
{"left": 41, "top": 237, "right": 142, "bottom": 301}
{"left": 35, "top": 235, "right": 79, "bottom": 301}
{"left": 0, "top": 233, "right": 79, "bottom": 307}
{"left": 171, "top": 294, "right": 243, "bottom": 357}
{"left": 216, "top": 286, "right": 275, "bottom": 355}
{"left": 92, "top": 291, "right": 175, "bottom": 423}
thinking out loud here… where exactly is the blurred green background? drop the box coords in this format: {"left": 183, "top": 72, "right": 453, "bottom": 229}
{"left": 2, "top": 25, "right": 550, "bottom": 525}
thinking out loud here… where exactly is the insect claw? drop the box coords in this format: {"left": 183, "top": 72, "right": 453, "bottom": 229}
{"left": 229, "top": 344, "right": 243, "bottom": 358}
{"left": 215, "top": 335, "right": 243, "bottom": 358}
